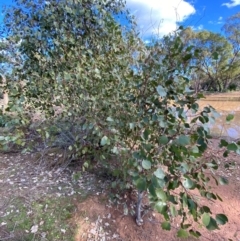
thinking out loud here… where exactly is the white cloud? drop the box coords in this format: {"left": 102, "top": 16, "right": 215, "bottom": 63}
{"left": 196, "top": 24, "right": 203, "bottom": 30}
{"left": 191, "top": 24, "right": 204, "bottom": 31}
{"left": 125, "top": 0, "right": 196, "bottom": 37}
{"left": 208, "top": 16, "right": 223, "bottom": 25}
{"left": 222, "top": 0, "right": 240, "bottom": 8}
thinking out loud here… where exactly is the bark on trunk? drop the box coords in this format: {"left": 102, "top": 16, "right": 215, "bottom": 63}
{"left": 136, "top": 190, "right": 144, "bottom": 226}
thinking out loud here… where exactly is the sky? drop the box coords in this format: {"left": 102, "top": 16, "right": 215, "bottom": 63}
{"left": 0, "top": 0, "right": 240, "bottom": 37}
{"left": 125, "top": 0, "right": 240, "bottom": 37}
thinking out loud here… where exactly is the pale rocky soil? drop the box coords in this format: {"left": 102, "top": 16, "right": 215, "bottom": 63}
{"left": 0, "top": 139, "right": 240, "bottom": 241}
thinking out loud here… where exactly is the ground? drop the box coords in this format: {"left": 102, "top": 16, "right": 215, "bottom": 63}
{"left": 0, "top": 139, "right": 240, "bottom": 241}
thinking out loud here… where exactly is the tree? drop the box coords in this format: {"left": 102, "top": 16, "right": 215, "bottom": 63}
{"left": 179, "top": 28, "right": 240, "bottom": 92}
{"left": 222, "top": 11, "right": 240, "bottom": 90}
{"left": 0, "top": 38, "right": 22, "bottom": 74}
{"left": 1, "top": 0, "right": 238, "bottom": 238}
{"left": 223, "top": 12, "right": 240, "bottom": 58}
{"left": 196, "top": 30, "right": 240, "bottom": 91}
{"left": 0, "top": 34, "right": 26, "bottom": 115}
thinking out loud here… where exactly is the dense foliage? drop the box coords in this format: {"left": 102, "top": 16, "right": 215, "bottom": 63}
{"left": 1, "top": 0, "right": 240, "bottom": 238}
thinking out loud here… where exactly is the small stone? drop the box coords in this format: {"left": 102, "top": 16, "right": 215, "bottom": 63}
{"left": 90, "top": 229, "right": 96, "bottom": 235}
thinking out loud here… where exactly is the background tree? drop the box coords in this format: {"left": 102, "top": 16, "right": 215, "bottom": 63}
{"left": 223, "top": 12, "right": 240, "bottom": 58}
{"left": 222, "top": 11, "right": 240, "bottom": 90}
{"left": 179, "top": 27, "right": 240, "bottom": 92}
{"left": 194, "top": 30, "right": 237, "bottom": 91}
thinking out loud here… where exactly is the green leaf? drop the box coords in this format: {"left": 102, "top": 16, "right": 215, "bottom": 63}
{"left": 155, "top": 201, "right": 167, "bottom": 213}
{"left": 201, "top": 206, "right": 211, "bottom": 213}
{"left": 170, "top": 205, "right": 177, "bottom": 217}
{"left": 188, "top": 199, "right": 197, "bottom": 211}
{"left": 129, "top": 123, "right": 135, "bottom": 129}
{"left": 226, "top": 114, "right": 234, "bottom": 122}
{"left": 100, "top": 136, "right": 110, "bottom": 146}
{"left": 181, "top": 192, "right": 188, "bottom": 207}
{"left": 227, "top": 143, "right": 238, "bottom": 151}
{"left": 161, "top": 221, "right": 171, "bottom": 230}
{"left": 168, "top": 129, "right": 177, "bottom": 135}
{"left": 179, "top": 163, "right": 189, "bottom": 174}
{"left": 159, "top": 135, "right": 168, "bottom": 144}
{"left": 134, "top": 177, "right": 147, "bottom": 191}
{"left": 156, "top": 85, "right": 167, "bottom": 97}
{"left": 143, "top": 129, "right": 150, "bottom": 140}
{"left": 177, "top": 229, "right": 188, "bottom": 238}
{"left": 142, "top": 160, "right": 151, "bottom": 170}
{"left": 169, "top": 195, "right": 178, "bottom": 204}
{"left": 151, "top": 175, "right": 166, "bottom": 188}
{"left": 220, "top": 139, "right": 228, "bottom": 147}
{"left": 133, "top": 151, "right": 141, "bottom": 160}
{"left": 156, "top": 188, "right": 167, "bottom": 201}
{"left": 202, "top": 212, "right": 211, "bottom": 227}
{"left": 106, "top": 117, "right": 114, "bottom": 122}
{"left": 212, "top": 51, "right": 219, "bottom": 60}
{"left": 216, "top": 214, "right": 228, "bottom": 225}
{"left": 143, "top": 143, "right": 152, "bottom": 152}
{"left": 183, "top": 53, "right": 192, "bottom": 61}
{"left": 182, "top": 224, "right": 191, "bottom": 229}
{"left": 177, "top": 135, "right": 190, "bottom": 146}
{"left": 223, "top": 150, "right": 229, "bottom": 157}
{"left": 206, "top": 217, "right": 219, "bottom": 231}
{"left": 219, "top": 176, "right": 229, "bottom": 185}
{"left": 189, "top": 230, "right": 201, "bottom": 238}
{"left": 183, "top": 178, "right": 194, "bottom": 189}
{"left": 148, "top": 184, "right": 156, "bottom": 197}
{"left": 206, "top": 192, "right": 217, "bottom": 200}
{"left": 191, "top": 146, "right": 199, "bottom": 153}
{"left": 203, "top": 106, "right": 211, "bottom": 113}
{"left": 154, "top": 168, "right": 165, "bottom": 179}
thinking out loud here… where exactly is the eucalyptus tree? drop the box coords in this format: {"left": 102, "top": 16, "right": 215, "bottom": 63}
{"left": 2, "top": 0, "right": 136, "bottom": 151}
{"left": 222, "top": 11, "right": 240, "bottom": 89}
{"left": 195, "top": 30, "right": 240, "bottom": 91}
{"left": 179, "top": 28, "right": 240, "bottom": 92}
{"left": 1, "top": 0, "right": 238, "bottom": 238}
{"left": 223, "top": 12, "right": 240, "bottom": 58}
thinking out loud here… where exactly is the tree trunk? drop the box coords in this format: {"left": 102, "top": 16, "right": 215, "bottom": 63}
{"left": 136, "top": 190, "right": 144, "bottom": 226}
{"left": 2, "top": 92, "right": 9, "bottom": 113}
{"left": 0, "top": 74, "right": 8, "bottom": 114}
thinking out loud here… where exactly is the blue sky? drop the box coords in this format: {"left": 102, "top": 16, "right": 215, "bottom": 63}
{"left": 0, "top": 0, "right": 240, "bottom": 37}
{"left": 125, "top": 0, "right": 240, "bottom": 37}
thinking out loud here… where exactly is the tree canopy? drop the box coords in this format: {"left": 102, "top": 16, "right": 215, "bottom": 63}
{"left": 179, "top": 27, "right": 240, "bottom": 92}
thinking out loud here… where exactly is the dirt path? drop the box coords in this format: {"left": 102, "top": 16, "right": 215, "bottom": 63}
{"left": 0, "top": 139, "right": 240, "bottom": 241}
